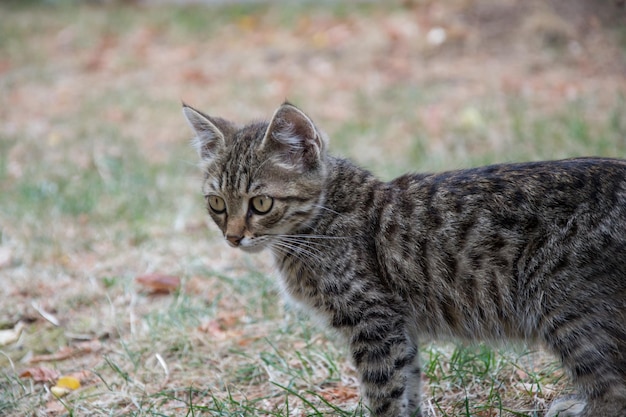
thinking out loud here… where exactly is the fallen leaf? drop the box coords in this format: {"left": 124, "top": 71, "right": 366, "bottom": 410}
{"left": 236, "top": 15, "right": 259, "bottom": 31}
{"left": 68, "top": 369, "right": 93, "bottom": 383}
{"left": 0, "top": 247, "right": 12, "bottom": 268}
{"left": 50, "top": 386, "right": 71, "bottom": 398}
{"left": 19, "top": 366, "right": 60, "bottom": 383}
{"left": 0, "top": 322, "right": 25, "bottom": 346}
{"left": 515, "top": 368, "right": 528, "bottom": 380}
{"left": 29, "top": 339, "right": 102, "bottom": 363}
{"left": 319, "top": 384, "right": 359, "bottom": 403}
{"left": 29, "top": 348, "right": 73, "bottom": 364}
{"left": 56, "top": 375, "right": 81, "bottom": 390}
{"left": 31, "top": 302, "right": 60, "bottom": 326}
{"left": 0, "top": 59, "right": 11, "bottom": 75}
{"left": 236, "top": 335, "right": 261, "bottom": 347}
{"left": 44, "top": 399, "right": 66, "bottom": 414}
{"left": 181, "top": 68, "right": 211, "bottom": 84}
{"left": 136, "top": 274, "right": 180, "bottom": 294}
{"left": 198, "top": 319, "right": 227, "bottom": 340}
{"left": 84, "top": 33, "right": 117, "bottom": 72}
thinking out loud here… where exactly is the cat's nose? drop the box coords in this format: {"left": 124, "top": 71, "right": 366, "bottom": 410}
{"left": 226, "top": 234, "right": 243, "bottom": 247}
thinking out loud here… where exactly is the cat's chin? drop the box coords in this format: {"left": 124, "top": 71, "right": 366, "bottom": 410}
{"left": 237, "top": 244, "right": 266, "bottom": 254}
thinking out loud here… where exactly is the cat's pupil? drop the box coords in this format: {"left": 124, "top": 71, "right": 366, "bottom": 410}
{"left": 251, "top": 196, "right": 273, "bottom": 214}
{"left": 208, "top": 195, "right": 226, "bottom": 214}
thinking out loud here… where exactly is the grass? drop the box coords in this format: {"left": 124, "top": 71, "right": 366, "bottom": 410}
{"left": 0, "top": 0, "right": 625, "bottom": 416}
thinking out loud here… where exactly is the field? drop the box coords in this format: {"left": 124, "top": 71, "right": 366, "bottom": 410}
{"left": 1, "top": 0, "right": 625, "bottom": 416}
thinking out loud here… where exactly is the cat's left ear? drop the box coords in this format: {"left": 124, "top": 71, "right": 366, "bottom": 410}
{"left": 182, "top": 103, "right": 235, "bottom": 163}
{"left": 261, "top": 102, "right": 328, "bottom": 172}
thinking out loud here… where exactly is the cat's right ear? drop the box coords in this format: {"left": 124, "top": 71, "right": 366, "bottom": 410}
{"left": 261, "top": 102, "right": 327, "bottom": 172}
{"left": 182, "top": 103, "right": 231, "bottom": 161}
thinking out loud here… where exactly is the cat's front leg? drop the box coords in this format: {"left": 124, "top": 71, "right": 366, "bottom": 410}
{"left": 349, "top": 323, "right": 422, "bottom": 417}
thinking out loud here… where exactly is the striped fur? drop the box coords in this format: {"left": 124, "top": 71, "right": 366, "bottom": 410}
{"left": 184, "top": 102, "right": 626, "bottom": 417}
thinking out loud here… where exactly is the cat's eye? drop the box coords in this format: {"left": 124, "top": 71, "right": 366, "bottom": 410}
{"left": 250, "top": 196, "right": 273, "bottom": 214}
{"left": 207, "top": 195, "right": 226, "bottom": 214}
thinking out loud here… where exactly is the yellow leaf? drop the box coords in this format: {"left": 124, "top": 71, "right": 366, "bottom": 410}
{"left": 56, "top": 375, "right": 81, "bottom": 390}
{"left": 312, "top": 32, "right": 329, "bottom": 49}
{"left": 237, "top": 16, "right": 257, "bottom": 31}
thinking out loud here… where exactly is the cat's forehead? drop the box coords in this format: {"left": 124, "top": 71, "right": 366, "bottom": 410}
{"left": 223, "top": 122, "right": 266, "bottom": 159}
{"left": 203, "top": 162, "right": 255, "bottom": 197}
{"left": 202, "top": 123, "right": 269, "bottom": 197}
{"left": 234, "top": 121, "right": 267, "bottom": 141}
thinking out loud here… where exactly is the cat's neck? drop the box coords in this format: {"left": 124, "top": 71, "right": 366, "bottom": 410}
{"left": 271, "top": 156, "right": 384, "bottom": 302}
{"left": 322, "top": 157, "right": 380, "bottom": 213}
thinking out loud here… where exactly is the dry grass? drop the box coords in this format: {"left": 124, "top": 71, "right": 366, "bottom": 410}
{"left": 0, "top": 0, "right": 625, "bottom": 416}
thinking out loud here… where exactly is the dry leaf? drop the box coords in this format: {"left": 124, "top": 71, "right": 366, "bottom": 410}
{"left": 319, "top": 384, "right": 359, "bottom": 403}
{"left": 31, "top": 302, "right": 60, "bottom": 326}
{"left": 198, "top": 319, "right": 227, "bottom": 340}
{"left": 236, "top": 336, "right": 260, "bottom": 347}
{"left": 50, "top": 386, "right": 71, "bottom": 398}
{"left": 0, "top": 247, "right": 12, "bottom": 269}
{"left": 0, "top": 322, "right": 25, "bottom": 346}
{"left": 181, "top": 69, "right": 211, "bottom": 84}
{"left": 19, "top": 366, "right": 60, "bottom": 383}
{"left": 44, "top": 399, "right": 66, "bottom": 414}
{"left": 84, "top": 33, "right": 117, "bottom": 72}
{"left": 515, "top": 368, "right": 528, "bottom": 379}
{"left": 74, "top": 339, "right": 102, "bottom": 353}
{"left": 29, "top": 347, "right": 74, "bottom": 364}
{"left": 29, "top": 339, "right": 102, "bottom": 363}
{"left": 136, "top": 274, "right": 180, "bottom": 294}
{"left": 68, "top": 369, "right": 93, "bottom": 383}
{"left": 199, "top": 314, "right": 246, "bottom": 341}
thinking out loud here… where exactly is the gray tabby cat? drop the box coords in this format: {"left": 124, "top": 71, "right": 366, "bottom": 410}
{"left": 182, "top": 102, "right": 626, "bottom": 417}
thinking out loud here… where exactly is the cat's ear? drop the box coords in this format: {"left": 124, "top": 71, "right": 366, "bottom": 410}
{"left": 261, "top": 102, "right": 327, "bottom": 172}
{"left": 182, "top": 103, "right": 233, "bottom": 161}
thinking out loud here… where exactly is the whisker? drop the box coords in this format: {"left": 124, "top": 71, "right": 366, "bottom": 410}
{"left": 269, "top": 241, "right": 322, "bottom": 275}
{"left": 270, "top": 233, "right": 351, "bottom": 240}
{"left": 269, "top": 235, "right": 326, "bottom": 256}
{"left": 273, "top": 235, "right": 343, "bottom": 252}
{"left": 312, "top": 204, "right": 341, "bottom": 216}
{"left": 274, "top": 237, "right": 336, "bottom": 253}
{"left": 272, "top": 239, "right": 324, "bottom": 261}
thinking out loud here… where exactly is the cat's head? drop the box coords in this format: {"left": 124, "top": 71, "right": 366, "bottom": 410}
{"left": 183, "top": 102, "right": 329, "bottom": 253}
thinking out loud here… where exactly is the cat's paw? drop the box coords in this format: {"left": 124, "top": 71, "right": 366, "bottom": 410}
{"left": 545, "top": 397, "right": 586, "bottom": 417}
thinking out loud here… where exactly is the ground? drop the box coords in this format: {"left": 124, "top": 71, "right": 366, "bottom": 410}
{"left": 0, "top": 0, "right": 625, "bottom": 416}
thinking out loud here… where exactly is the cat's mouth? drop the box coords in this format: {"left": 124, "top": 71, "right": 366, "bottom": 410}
{"left": 225, "top": 236, "right": 267, "bottom": 253}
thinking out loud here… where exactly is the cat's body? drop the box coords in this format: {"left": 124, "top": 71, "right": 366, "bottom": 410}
{"left": 183, "top": 102, "right": 626, "bottom": 417}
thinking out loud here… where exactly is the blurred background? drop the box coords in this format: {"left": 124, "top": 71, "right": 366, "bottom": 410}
{"left": 1, "top": 0, "right": 625, "bottom": 416}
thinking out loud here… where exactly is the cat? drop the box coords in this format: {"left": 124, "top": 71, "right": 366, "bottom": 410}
{"left": 182, "top": 101, "right": 626, "bottom": 417}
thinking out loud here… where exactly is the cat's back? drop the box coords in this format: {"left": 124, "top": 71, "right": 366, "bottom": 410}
{"left": 390, "top": 157, "right": 626, "bottom": 230}
{"left": 386, "top": 156, "right": 626, "bottom": 273}
{"left": 407, "top": 156, "right": 625, "bottom": 205}
{"left": 374, "top": 157, "right": 626, "bottom": 339}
